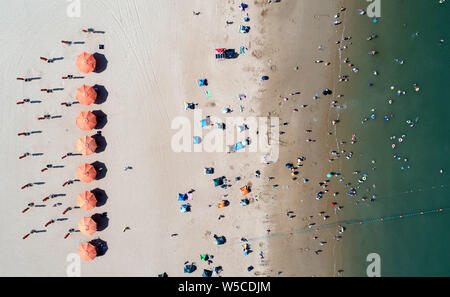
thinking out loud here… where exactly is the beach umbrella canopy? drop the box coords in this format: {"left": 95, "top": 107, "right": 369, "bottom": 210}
{"left": 78, "top": 242, "right": 97, "bottom": 261}
{"left": 240, "top": 186, "right": 250, "bottom": 195}
{"left": 77, "top": 191, "right": 97, "bottom": 210}
{"left": 76, "top": 85, "right": 97, "bottom": 105}
{"left": 76, "top": 52, "right": 96, "bottom": 73}
{"left": 77, "top": 163, "right": 97, "bottom": 183}
{"left": 76, "top": 136, "right": 97, "bottom": 155}
{"left": 78, "top": 217, "right": 97, "bottom": 236}
{"left": 76, "top": 111, "right": 97, "bottom": 131}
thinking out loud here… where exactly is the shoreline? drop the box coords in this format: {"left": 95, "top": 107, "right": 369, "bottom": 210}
{"left": 253, "top": 0, "right": 348, "bottom": 276}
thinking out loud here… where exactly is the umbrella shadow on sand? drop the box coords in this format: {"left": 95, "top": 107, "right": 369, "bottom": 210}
{"left": 92, "top": 161, "right": 108, "bottom": 180}
{"left": 94, "top": 85, "right": 108, "bottom": 104}
{"left": 92, "top": 110, "right": 108, "bottom": 129}
{"left": 94, "top": 53, "right": 108, "bottom": 73}
{"left": 91, "top": 188, "right": 108, "bottom": 207}
{"left": 92, "top": 213, "right": 109, "bottom": 232}
{"left": 90, "top": 238, "right": 108, "bottom": 257}
{"left": 92, "top": 131, "right": 107, "bottom": 153}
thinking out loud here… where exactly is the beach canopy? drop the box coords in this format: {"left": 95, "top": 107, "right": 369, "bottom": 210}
{"left": 214, "top": 236, "right": 226, "bottom": 245}
{"left": 78, "top": 242, "right": 97, "bottom": 261}
{"left": 193, "top": 136, "right": 202, "bottom": 144}
{"left": 77, "top": 163, "right": 97, "bottom": 183}
{"left": 180, "top": 204, "right": 191, "bottom": 213}
{"left": 77, "top": 191, "right": 97, "bottom": 210}
{"left": 76, "top": 111, "right": 97, "bottom": 131}
{"left": 76, "top": 52, "right": 96, "bottom": 73}
{"left": 213, "top": 177, "right": 224, "bottom": 187}
{"left": 178, "top": 193, "right": 188, "bottom": 201}
{"left": 76, "top": 136, "right": 97, "bottom": 155}
{"left": 202, "top": 269, "right": 213, "bottom": 277}
{"left": 78, "top": 217, "right": 97, "bottom": 235}
{"left": 240, "top": 186, "right": 250, "bottom": 195}
{"left": 76, "top": 85, "right": 97, "bottom": 105}
{"left": 198, "top": 79, "right": 207, "bottom": 87}
{"left": 184, "top": 264, "right": 197, "bottom": 274}
{"left": 240, "top": 198, "right": 250, "bottom": 206}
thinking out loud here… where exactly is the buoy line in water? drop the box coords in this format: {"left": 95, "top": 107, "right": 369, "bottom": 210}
{"left": 245, "top": 206, "right": 450, "bottom": 243}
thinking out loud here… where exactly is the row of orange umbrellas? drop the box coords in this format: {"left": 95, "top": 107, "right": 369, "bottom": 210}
{"left": 76, "top": 136, "right": 97, "bottom": 155}
{"left": 76, "top": 52, "right": 101, "bottom": 261}
{"left": 78, "top": 242, "right": 97, "bottom": 261}
{"left": 76, "top": 85, "right": 97, "bottom": 105}
{"left": 76, "top": 163, "right": 97, "bottom": 183}
{"left": 77, "top": 215, "right": 98, "bottom": 261}
{"left": 76, "top": 111, "right": 97, "bottom": 131}
{"left": 76, "top": 52, "right": 96, "bottom": 74}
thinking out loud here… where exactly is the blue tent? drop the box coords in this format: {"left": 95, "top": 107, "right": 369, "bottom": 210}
{"left": 178, "top": 193, "right": 187, "bottom": 201}
{"left": 200, "top": 119, "right": 209, "bottom": 127}
{"left": 181, "top": 204, "right": 191, "bottom": 213}
{"left": 239, "top": 3, "right": 248, "bottom": 11}
{"left": 214, "top": 236, "right": 226, "bottom": 245}
{"left": 202, "top": 269, "right": 213, "bottom": 277}
{"left": 193, "top": 136, "right": 202, "bottom": 144}
{"left": 184, "top": 264, "right": 197, "bottom": 273}
{"left": 240, "top": 25, "right": 250, "bottom": 33}
{"left": 261, "top": 76, "right": 269, "bottom": 81}
{"left": 198, "top": 79, "right": 207, "bottom": 87}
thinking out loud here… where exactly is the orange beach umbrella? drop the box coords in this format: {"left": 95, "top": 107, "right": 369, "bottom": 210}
{"left": 76, "top": 136, "right": 97, "bottom": 155}
{"left": 76, "top": 85, "right": 97, "bottom": 105}
{"left": 240, "top": 186, "right": 250, "bottom": 196}
{"left": 78, "top": 217, "right": 97, "bottom": 236}
{"left": 77, "top": 191, "right": 97, "bottom": 210}
{"left": 78, "top": 242, "right": 97, "bottom": 261}
{"left": 76, "top": 111, "right": 97, "bottom": 131}
{"left": 77, "top": 163, "right": 97, "bottom": 183}
{"left": 76, "top": 52, "right": 96, "bottom": 73}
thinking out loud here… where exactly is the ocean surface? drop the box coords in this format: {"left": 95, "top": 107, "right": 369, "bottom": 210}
{"left": 333, "top": 0, "right": 450, "bottom": 276}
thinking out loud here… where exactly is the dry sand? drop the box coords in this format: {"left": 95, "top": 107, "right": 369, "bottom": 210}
{"left": 0, "top": 0, "right": 346, "bottom": 276}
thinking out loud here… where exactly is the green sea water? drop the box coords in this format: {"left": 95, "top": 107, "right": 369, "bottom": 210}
{"left": 334, "top": 0, "right": 450, "bottom": 276}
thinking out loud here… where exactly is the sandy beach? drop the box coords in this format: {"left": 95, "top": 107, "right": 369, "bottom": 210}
{"left": 0, "top": 0, "right": 349, "bottom": 277}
